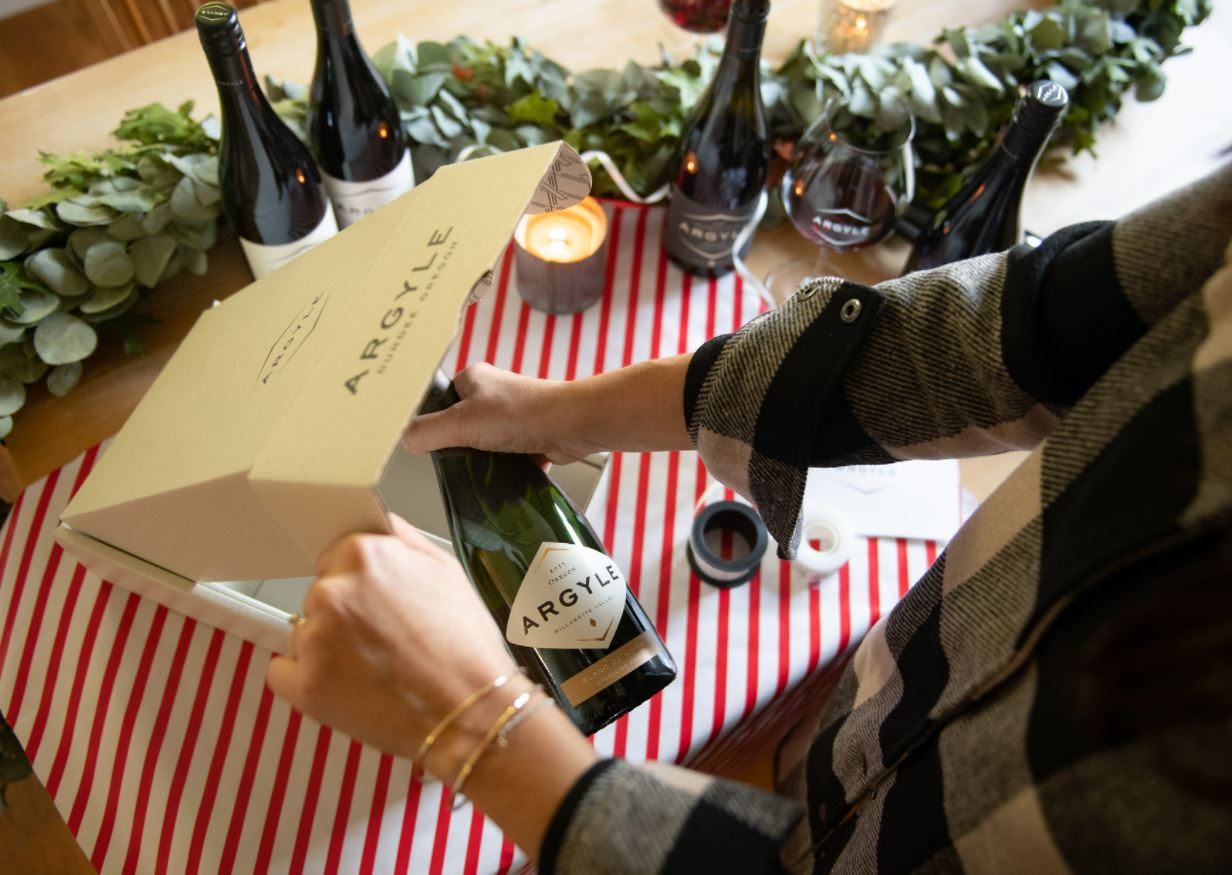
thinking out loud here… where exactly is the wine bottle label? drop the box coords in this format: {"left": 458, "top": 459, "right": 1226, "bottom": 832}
{"left": 322, "top": 151, "right": 415, "bottom": 229}
{"left": 663, "top": 189, "right": 756, "bottom": 271}
{"left": 507, "top": 542, "right": 627, "bottom": 650}
{"left": 560, "top": 631, "right": 660, "bottom": 707}
{"left": 239, "top": 209, "right": 339, "bottom": 279}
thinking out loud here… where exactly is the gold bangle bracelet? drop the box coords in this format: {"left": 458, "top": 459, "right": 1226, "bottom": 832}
{"left": 449, "top": 688, "right": 538, "bottom": 807}
{"left": 414, "top": 668, "right": 522, "bottom": 766}
{"left": 493, "top": 695, "right": 555, "bottom": 751}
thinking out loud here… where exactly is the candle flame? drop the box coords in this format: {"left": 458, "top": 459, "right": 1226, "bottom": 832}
{"left": 855, "top": 15, "right": 867, "bottom": 31}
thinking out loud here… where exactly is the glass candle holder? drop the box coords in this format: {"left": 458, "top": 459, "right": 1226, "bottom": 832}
{"left": 816, "top": 0, "right": 897, "bottom": 55}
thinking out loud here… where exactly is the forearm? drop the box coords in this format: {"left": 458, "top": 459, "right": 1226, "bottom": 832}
{"left": 560, "top": 353, "right": 694, "bottom": 454}
{"left": 426, "top": 675, "right": 599, "bottom": 861}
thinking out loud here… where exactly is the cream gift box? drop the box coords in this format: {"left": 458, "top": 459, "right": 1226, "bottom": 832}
{"left": 54, "top": 142, "right": 606, "bottom": 655}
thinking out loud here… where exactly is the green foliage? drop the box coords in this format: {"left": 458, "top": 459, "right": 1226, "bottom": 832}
{"left": 0, "top": 0, "right": 1211, "bottom": 440}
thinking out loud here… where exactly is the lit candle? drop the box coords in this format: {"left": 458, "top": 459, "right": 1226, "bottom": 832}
{"left": 513, "top": 197, "right": 610, "bottom": 313}
{"left": 817, "top": 0, "right": 897, "bottom": 55}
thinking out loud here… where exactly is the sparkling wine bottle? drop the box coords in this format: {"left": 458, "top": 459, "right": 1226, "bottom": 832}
{"left": 904, "top": 80, "right": 1068, "bottom": 273}
{"left": 422, "top": 381, "right": 677, "bottom": 736}
{"left": 662, "top": 0, "right": 771, "bottom": 277}
{"left": 195, "top": 3, "right": 337, "bottom": 279}
{"left": 308, "top": 0, "right": 414, "bottom": 229}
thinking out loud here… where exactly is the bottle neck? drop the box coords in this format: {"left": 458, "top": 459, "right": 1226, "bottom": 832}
{"left": 716, "top": 2, "right": 768, "bottom": 75}
{"left": 997, "top": 122, "right": 1051, "bottom": 169}
{"left": 311, "top": 0, "right": 354, "bottom": 41}
{"left": 204, "top": 43, "right": 269, "bottom": 133}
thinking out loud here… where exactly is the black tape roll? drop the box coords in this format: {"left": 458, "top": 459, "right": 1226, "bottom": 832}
{"left": 687, "top": 501, "right": 769, "bottom": 589}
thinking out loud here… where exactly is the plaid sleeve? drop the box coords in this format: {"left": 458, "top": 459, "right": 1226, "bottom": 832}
{"left": 685, "top": 163, "right": 1232, "bottom": 557}
{"left": 539, "top": 759, "right": 802, "bottom": 875}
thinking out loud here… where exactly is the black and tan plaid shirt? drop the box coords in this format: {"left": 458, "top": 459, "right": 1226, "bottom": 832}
{"left": 540, "top": 163, "right": 1232, "bottom": 874}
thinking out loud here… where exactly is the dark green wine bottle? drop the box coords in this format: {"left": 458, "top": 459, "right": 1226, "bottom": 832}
{"left": 423, "top": 381, "right": 677, "bottom": 736}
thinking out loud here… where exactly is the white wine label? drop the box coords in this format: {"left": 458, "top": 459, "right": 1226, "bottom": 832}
{"left": 239, "top": 209, "right": 339, "bottom": 279}
{"left": 507, "top": 542, "right": 627, "bottom": 650}
{"left": 322, "top": 151, "right": 415, "bottom": 229}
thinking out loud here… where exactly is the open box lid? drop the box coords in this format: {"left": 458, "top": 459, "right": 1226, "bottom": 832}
{"left": 60, "top": 142, "right": 592, "bottom": 583}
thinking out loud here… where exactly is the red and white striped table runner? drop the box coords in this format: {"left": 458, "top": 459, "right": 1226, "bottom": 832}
{"left": 0, "top": 201, "right": 939, "bottom": 874}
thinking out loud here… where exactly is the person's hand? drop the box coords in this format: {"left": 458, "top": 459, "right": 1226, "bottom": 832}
{"left": 403, "top": 363, "right": 599, "bottom": 465}
{"left": 265, "top": 515, "right": 519, "bottom": 773}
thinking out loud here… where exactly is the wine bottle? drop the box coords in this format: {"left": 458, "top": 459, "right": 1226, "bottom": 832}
{"left": 195, "top": 2, "right": 338, "bottom": 279}
{"left": 422, "top": 381, "right": 677, "bottom": 736}
{"left": 904, "top": 80, "right": 1068, "bottom": 273}
{"left": 308, "top": 0, "right": 414, "bottom": 229}
{"left": 662, "top": 0, "right": 771, "bottom": 277}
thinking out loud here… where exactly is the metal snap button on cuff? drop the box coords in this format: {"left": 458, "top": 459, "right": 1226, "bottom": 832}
{"left": 840, "top": 298, "right": 862, "bottom": 323}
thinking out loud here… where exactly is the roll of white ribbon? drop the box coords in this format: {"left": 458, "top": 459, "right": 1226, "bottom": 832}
{"left": 793, "top": 507, "right": 853, "bottom": 576}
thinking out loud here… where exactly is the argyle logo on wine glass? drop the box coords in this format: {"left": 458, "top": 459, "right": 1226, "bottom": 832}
{"left": 506, "top": 542, "right": 627, "bottom": 650}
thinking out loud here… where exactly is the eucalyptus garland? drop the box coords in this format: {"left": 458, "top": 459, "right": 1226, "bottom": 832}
{"left": 0, "top": 0, "right": 1211, "bottom": 440}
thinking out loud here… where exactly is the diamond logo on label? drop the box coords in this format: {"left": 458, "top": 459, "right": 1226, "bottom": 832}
{"left": 506, "top": 542, "right": 627, "bottom": 650}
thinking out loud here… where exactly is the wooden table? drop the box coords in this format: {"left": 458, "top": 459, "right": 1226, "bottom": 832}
{"left": 1, "top": 0, "right": 1228, "bottom": 502}
{"left": 1, "top": 2, "right": 1229, "bottom": 872}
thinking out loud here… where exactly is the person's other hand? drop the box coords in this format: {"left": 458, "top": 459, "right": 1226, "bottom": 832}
{"left": 402, "top": 363, "right": 599, "bottom": 464}
{"left": 265, "top": 515, "right": 519, "bottom": 774}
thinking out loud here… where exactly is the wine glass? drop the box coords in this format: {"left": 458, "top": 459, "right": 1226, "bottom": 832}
{"left": 767, "top": 107, "right": 915, "bottom": 294}
{"left": 658, "top": 0, "right": 732, "bottom": 34}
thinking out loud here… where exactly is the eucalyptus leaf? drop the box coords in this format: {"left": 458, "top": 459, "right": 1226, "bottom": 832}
{"left": 181, "top": 245, "right": 208, "bottom": 276}
{"left": 193, "top": 178, "right": 221, "bottom": 206}
{"left": 416, "top": 41, "right": 452, "bottom": 70}
{"left": 25, "top": 248, "right": 90, "bottom": 297}
{"left": 80, "top": 282, "right": 137, "bottom": 315}
{"left": 429, "top": 104, "right": 465, "bottom": 139}
{"left": 1028, "top": 16, "right": 1068, "bottom": 52}
{"left": 142, "top": 202, "right": 173, "bottom": 235}
{"left": 169, "top": 175, "right": 220, "bottom": 222}
{"left": 83, "top": 238, "right": 136, "bottom": 287}
{"left": 137, "top": 153, "right": 180, "bottom": 188}
{"left": 902, "top": 58, "right": 936, "bottom": 106}
{"left": 56, "top": 200, "right": 116, "bottom": 226}
{"left": 8, "top": 289, "right": 60, "bottom": 324}
{"left": 5, "top": 207, "right": 60, "bottom": 231}
{"left": 33, "top": 312, "right": 98, "bottom": 365}
{"left": 47, "top": 362, "right": 82, "bottom": 397}
{"left": 0, "top": 377, "right": 25, "bottom": 417}
{"left": 130, "top": 233, "right": 178, "bottom": 288}
{"left": 168, "top": 219, "right": 217, "bottom": 251}
{"left": 957, "top": 56, "right": 1004, "bottom": 92}
{"left": 81, "top": 294, "right": 139, "bottom": 324}
{"left": 875, "top": 91, "right": 911, "bottom": 130}
{"left": 108, "top": 212, "right": 149, "bottom": 241}
{"left": 0, "top": 216, "right": 26, "bottom": 260}
{"left": 406, "top": 114, "right": 447, "bottom": 148}
{"left": 847, "top": 85, "right": 877, "bottom": 118}
{"left": 0, "top": 321, "right": 25, "bottom": 345}
{"left": 1135, "top": 65, "right": 1166, "bottom": 101}
{"left": 97, "top": 184, "right": 161, "bottom": 213}
{"left": 69, "top": 227, "right": 110, "bottom": 263}
{"left": 408, "top": 72, "right": 450, "bottom": 106}
{"left": 0, "top": 344, "right": 48, "bottom": 383}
